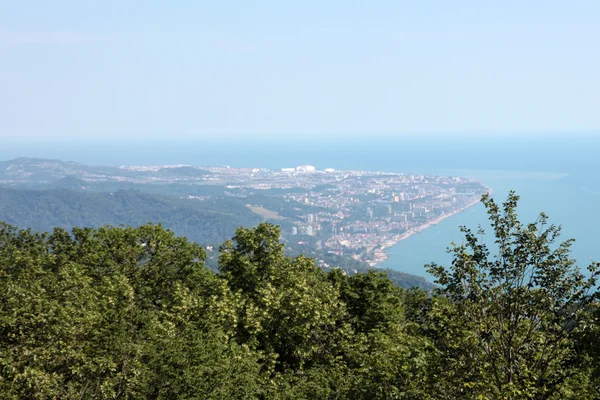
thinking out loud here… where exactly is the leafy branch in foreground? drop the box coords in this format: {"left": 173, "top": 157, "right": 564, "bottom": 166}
{"left": 427, "top": 191, "right": 600, "bottom": 399}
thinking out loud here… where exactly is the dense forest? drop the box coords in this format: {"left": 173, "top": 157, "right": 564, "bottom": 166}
{"left": 0, "top": 187, "right": 262, "bottom": 244}
{"left": 1, "top": 192, "right": 599, "bottom": 399}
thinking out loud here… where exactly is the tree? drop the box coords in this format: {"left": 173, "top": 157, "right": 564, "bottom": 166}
{"left": 0, "top": 223, "right": 262, "bottom": 399}
{"left": 427, "top": 192, "right": 600, "bottom": 399}
{"left": 327, "top": 270, "right": 430, "bottom": 399}
{"left": 573, "top": 301, "right": 600, "bottom": 398}
{"left": 332, "top": 270, "right": 404, "bottom": 333}
{"left": 219, "top": 224, "right": 349, "bottom": 376}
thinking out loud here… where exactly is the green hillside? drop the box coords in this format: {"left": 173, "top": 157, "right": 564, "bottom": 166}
{"left": 0, "top": 187, "right": 261, "bottom": 244}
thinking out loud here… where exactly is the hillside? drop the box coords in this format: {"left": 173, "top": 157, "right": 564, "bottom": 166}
{"left": 0, "top": 187, "right": 261, "bottom": 244}
{"left": 0, "top": 157, "right": 213, "bottom": 189}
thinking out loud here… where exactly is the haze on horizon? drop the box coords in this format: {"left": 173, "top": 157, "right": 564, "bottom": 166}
{"left": 1, "top": 1, "right": 600, "bottom": 143}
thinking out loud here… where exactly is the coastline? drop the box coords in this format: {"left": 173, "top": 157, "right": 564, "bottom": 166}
{"left": 368, "top": 194, "right": 487, "bottom": 267}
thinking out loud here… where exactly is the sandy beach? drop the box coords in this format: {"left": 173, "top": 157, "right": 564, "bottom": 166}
{"left": 367, "top": 196, "right": 485, "bottom": 266}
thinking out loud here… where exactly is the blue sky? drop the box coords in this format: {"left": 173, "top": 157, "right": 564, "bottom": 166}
{"left": 1, "top": 1, "right": 599, "bottom": 142}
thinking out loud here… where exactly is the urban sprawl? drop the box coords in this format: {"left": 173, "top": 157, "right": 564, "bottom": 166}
{"left": 123, "top": 164, "right": 488, "bottom": 266}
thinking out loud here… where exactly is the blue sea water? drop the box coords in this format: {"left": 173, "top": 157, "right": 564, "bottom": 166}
{"left": 2, "top": 135, "right": 599, "bottom": 280}
{"left": 380, "top": 169, "right": 600, "bottom": 280}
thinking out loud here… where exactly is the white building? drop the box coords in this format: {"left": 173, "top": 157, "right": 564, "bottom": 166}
{"left": 296, "top": 165, "right": 316, "bottom": 173}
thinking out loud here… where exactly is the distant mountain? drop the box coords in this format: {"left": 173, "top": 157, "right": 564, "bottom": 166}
{"left": 0, "top": 157, "right": 89, "bottom": 182}
{"left": 0, "top": 187, "right": 261, "bottom": 244}
{"left": 0, "top": 157, "right": 213, "bottom": 188}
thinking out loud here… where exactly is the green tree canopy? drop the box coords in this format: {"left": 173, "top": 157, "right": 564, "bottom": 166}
{"left": 1, "top": 194, "right": 599, "bottom": 399}
{"left": 427, "top": 191, "right": 600, "bottom": 399}
{"left": 0, "top": 223, "right": 261, "bottom": 399}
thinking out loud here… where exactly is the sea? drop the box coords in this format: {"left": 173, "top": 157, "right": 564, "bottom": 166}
{"left": 2, "top": 134, "right": 599, "bottom": 282}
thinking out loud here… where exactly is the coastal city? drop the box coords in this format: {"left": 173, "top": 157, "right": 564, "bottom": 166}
{"left": 121, "top": 163, "right": 488, "bottom": 266}
{"left": 0, "top": 158, "right": 488, "bottom": 267}
{"left": 210, "top": 165, "right": 489, "bottom": 265}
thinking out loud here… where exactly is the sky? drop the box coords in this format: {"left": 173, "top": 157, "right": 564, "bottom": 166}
{"left": 1, "top": 1, "right": 600, "bottom": 143}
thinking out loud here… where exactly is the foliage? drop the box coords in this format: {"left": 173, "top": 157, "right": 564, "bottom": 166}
{"left": 0, "top": 223, "right": 260, "bottom": 399}
{"left": 219, "top": 224, "right": 349, "bottom": 374}
{"left": 0, "top": 187, "right": 261, "bottom": 244}
{"left": 1, "top": 191, "right": 599, "bottom": 398}
{"left": 426, "top": 191, "right": 600, "bottom": 399}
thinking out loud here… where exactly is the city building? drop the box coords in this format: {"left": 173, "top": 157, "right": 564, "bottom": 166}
{"left": 393, "top": 214, "right": 408, "bottom": 222}
{"left": 296, "top": 165, "right": 316, "bottom": 173}
{"left": 414, "top": 206, "right": 427, "bottom": 216}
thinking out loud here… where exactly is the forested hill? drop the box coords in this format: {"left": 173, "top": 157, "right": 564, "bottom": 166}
{"left": 0, "top": 187, "right": 261, "bottom": 244}
{"left": 0, "top": 157, "right": 213, "bottom": 185}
